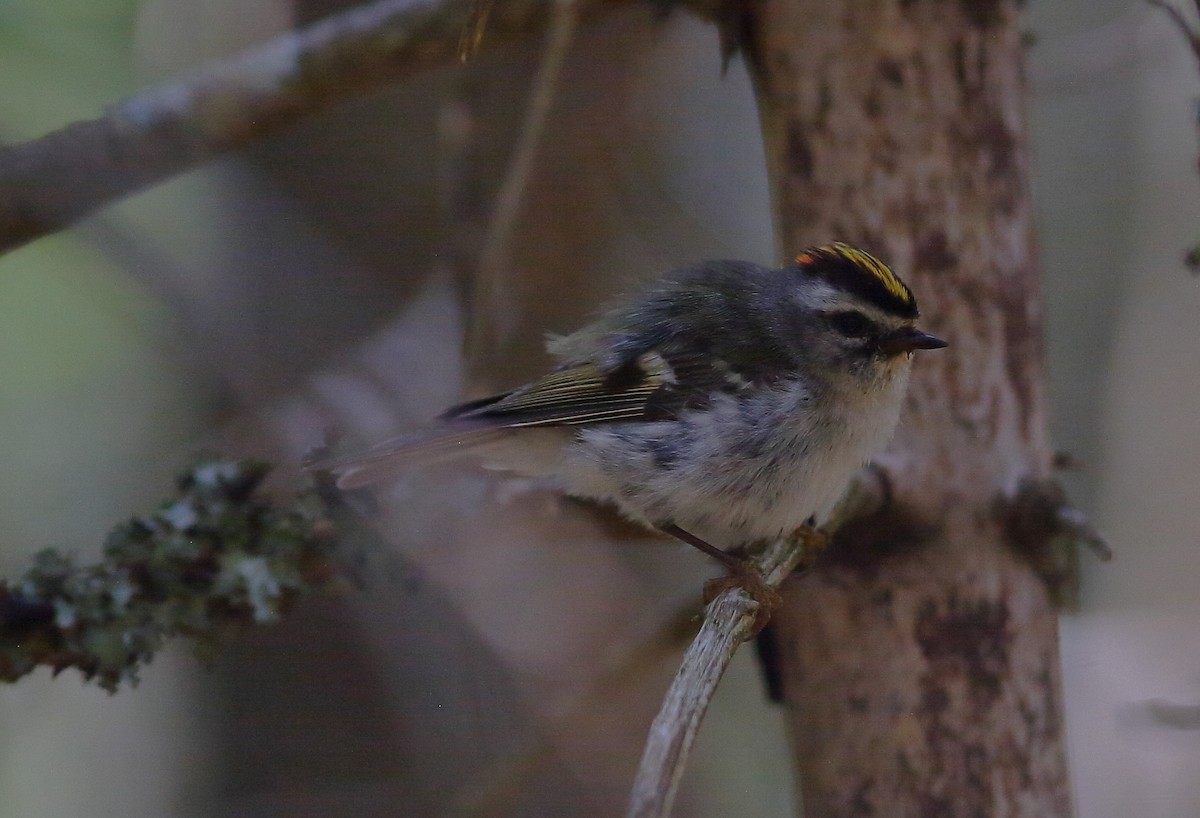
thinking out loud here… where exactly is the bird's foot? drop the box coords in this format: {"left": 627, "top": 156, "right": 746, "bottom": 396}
{"left": 657, "top": 522, "right": 794, "bottom": 635}
{"left": 793, "top": 522, "right": 831, "bottom": 569}
{"left": 703, "top": 565, "right": 782, "bottom": 638}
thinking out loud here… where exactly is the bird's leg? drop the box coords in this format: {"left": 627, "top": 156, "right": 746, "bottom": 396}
{"left": 658, "top": 522, "right": 741, "bottom": 569}
{"left": 793, "top": 519, "right": 831, "bottom": 569}
{"left": 657, "top": 523, "right": 781, "bottom": 637}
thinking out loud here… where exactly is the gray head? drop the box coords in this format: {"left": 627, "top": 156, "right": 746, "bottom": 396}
{"left": 552, "top": 244, "right": 945, "bottom": 392}
{"left": 762, "top": 243, "right": 946, "bottom": 388}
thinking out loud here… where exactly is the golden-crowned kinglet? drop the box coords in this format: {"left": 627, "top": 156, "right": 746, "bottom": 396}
{"left": 319, "top": 243, "right": 945, "bottom": 566}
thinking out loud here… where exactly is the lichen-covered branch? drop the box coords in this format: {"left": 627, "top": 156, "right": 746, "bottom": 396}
{"left": 0, "top": 459, "right": 342, "bottom": 692}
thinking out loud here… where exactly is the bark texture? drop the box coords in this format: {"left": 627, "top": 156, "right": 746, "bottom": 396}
{"left": 743, "top": 0, "right": 1072, "bottom": 814}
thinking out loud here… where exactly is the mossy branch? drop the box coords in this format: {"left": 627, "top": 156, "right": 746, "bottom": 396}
{"left": 0, "top": 459, "right": 343, "bottom": 692}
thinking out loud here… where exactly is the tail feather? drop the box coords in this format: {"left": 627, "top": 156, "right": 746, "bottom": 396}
{"left": 312, "top": 422, "right": 509, "bottom": 489}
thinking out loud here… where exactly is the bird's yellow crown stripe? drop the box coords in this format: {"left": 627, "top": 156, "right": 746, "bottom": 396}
{"left": 796, "top": 242, "right": 914, "bottom": 306}
{"left": 830, "top": 242, "right": 913, "bottom": 305}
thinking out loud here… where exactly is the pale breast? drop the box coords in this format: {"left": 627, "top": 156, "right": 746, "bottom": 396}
{"left": 559, "top": 364, "right": 911, "bottom": 547}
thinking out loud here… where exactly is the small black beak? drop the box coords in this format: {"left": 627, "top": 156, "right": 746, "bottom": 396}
{"left": 878, "top": 327, "right": 948, "bottom": 356}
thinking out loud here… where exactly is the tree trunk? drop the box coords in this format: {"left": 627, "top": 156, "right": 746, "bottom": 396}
{"left": 742, "top": 0, "right": 1073, "bottom": 814}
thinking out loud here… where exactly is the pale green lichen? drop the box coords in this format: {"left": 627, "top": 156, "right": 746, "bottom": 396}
{"left": 0, "top": 458, "right": 342, "bottom": 692}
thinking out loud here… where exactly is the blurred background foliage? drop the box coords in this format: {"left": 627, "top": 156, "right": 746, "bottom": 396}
{"left": 0, "top": 0, "right": 1198, "bottom": 816}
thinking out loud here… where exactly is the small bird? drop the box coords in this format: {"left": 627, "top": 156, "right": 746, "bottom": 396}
{"left": 316, "top": 243, "right": 945, "bottom": 593}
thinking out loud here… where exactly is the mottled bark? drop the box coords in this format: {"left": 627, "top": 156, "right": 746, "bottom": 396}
{"left": 742, "top": 0, "right": 1072, "bottom": 814}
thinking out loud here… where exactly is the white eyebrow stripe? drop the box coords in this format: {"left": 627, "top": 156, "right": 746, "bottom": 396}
{"left": 795, "top": 283, "right": 906, "bottom": 325}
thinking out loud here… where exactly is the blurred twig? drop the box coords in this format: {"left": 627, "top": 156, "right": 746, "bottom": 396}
{"left": 459, "top": 0, "right": 499, "bottom": 61}
{"left": 1147, "top": 0, "right": 1200, "bottom": 62}
{"left": 0, "top": 458, "right": 343, "bottom": 691}
{"left": 1146, "top": 1, "right": 1200, "bottom": 273}
{"left": 1002, "top": 477, "right": 1113, "bottom": 609}
{"left": 0, "top": 0, "right": 730, "bottom": 259}
{"left": 0, "top": 0, "right": 585, "bottom": 258}
{"left": 466, "top": 0, "right": 580, "bottom": 366}
{"left": 1144, "top": 698, "right": 1200, "bottom": 729}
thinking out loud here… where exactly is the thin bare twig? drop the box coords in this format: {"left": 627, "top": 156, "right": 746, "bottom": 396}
{"left": 625, "top": 532, "right": 811, "bottom": 818}
{"left": 466, "top": 0, "right": 580, "bottom": 364}
{"left": 454, "top": 475, "right": 889, "bottom": 815}
{"left": 622, "top": 473, "right": 888, "bottom": 817}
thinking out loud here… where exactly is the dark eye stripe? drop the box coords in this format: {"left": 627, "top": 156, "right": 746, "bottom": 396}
{"left": 829, "top": 311, "right": 877, "bottom": 338}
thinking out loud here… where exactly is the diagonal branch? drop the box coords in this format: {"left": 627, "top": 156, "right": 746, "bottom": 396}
{"left": 624, "top": 472, "right": 890, "bottom": 817}
{"left": 625, "top": 532, "right": 811, "bottom": 818}
{"left": 0, "top": 0, "right": 663, "bottom": 258}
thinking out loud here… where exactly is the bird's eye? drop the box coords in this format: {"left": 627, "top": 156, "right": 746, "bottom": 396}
{"left": 830, "top": 311, "right": 872, "bottom": 337}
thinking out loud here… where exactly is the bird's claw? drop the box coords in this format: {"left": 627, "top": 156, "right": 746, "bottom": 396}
{"left": 794, "top": 523, "right": 830, "bottom": 568}
{"left": 703, "top": 567, "right": 782, "bottom": 638}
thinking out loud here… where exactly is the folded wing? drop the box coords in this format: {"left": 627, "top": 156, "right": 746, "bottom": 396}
{"left": 317, "top": 351, "right": 727, "bottom": 489}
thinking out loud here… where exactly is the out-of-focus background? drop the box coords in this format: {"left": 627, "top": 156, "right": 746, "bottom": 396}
{"left": 0, "top": 0, "right": 1197, "bottom": 816}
